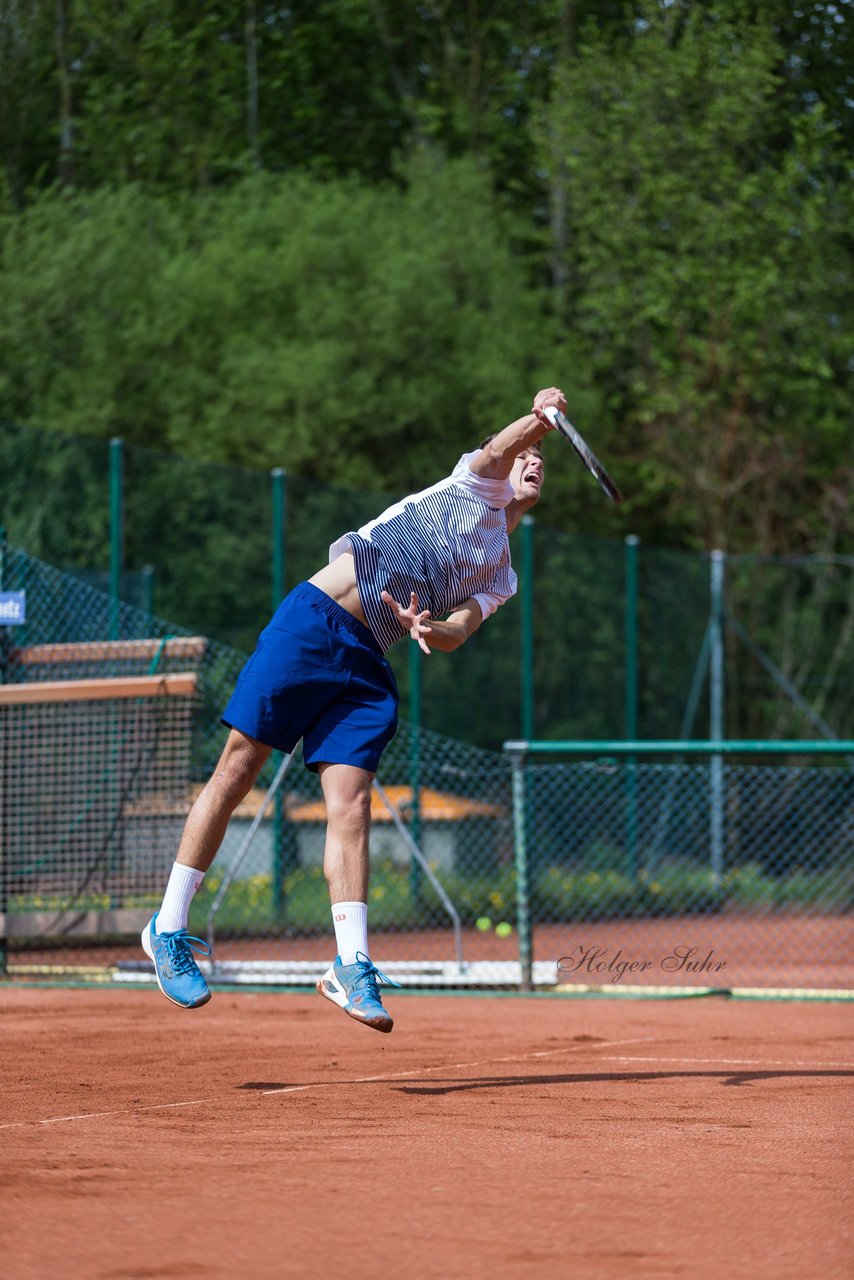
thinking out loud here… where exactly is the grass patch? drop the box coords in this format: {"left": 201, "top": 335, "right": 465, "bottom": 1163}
{"left": 10, "top": 857, "right": 852, "bottom": 935}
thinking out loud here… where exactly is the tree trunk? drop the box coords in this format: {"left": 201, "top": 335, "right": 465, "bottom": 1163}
{"left": 246, "top": 0, "right": 261, "bottom": 169}
{"left": 549, "top": 1, "right": 576, "bottom": 320}
{"left": 55, "top": 0, "right": 73, "bottom": 186}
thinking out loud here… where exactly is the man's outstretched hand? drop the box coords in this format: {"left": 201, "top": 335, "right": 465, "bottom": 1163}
{"left": 381, "top": 590, "right": 433, "bottom": 655}
{"left": 532, "top": 386, "right": 567, "bottom": 428}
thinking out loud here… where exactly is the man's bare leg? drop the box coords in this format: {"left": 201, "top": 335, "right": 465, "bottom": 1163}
{"left": 176, "top": 729, "right": 273, "bottom": 872}
{"left": 315, "top": 761, "right": 398, "bottom": 1031}
{"left": 319, "top": 761, "right": 373, "bottom": 905}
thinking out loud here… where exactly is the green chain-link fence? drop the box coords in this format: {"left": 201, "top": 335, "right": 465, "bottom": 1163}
{"left": 1, "top": 545, "right": 523, "bottom": 982}
{"left": 1, "top": 545, "right": 851, "bottom": 991}
{"left": 3, "top": 422, "right": 853, "bottom": 752}
{"left": 506, "top": 743, "right": 853, "bottom": 992}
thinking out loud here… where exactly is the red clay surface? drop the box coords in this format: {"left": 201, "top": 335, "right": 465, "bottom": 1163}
{"left": 1, "top": 987, "right": 852, "bottom": 1280}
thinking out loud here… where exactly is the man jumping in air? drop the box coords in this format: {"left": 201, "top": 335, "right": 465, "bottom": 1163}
{"left": 142, "top": 386, "right": 566, "bottom": 1030}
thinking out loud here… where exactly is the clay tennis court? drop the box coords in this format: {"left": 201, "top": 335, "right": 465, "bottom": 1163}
{"left": 2, "top": 986, "right": 851, "bottom": 1279}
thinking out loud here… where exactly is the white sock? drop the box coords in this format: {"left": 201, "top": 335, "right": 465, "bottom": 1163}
{"left": 331, "top": 901, "right": 369, "bottom": 966}
{"left": 157, "top": 862, "right": 206, "bottom": 933}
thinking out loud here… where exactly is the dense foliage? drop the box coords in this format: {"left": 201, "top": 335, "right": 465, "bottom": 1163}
{"left": 1, "top": 0, "right": 851, "bottom": 553}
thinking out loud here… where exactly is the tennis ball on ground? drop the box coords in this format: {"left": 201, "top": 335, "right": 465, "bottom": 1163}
{"left": 475, "top": 916, "right": 493, "bottom": 932}
{"left": 495, "top": 921, "right": 513, "bottom": 938}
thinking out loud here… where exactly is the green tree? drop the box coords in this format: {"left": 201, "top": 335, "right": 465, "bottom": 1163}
{"left": 0, "top": 1, "right": 57, "bottom": 205}
{"left": 537, "top": 2, "right": 852, "bottom": 554}
{"left": 0, "top": 183, "right": 187, "bottom": 438}
{"left": 1, "top": 1, "right": 639, "bottom": 201}
{"left": 765, "top": 0, "right": 854, "bottom": 151}
{"left": 0, "top": 159, "right": 564, "bottom": 492}
{"left": 69, "top": 0, "right": 246, "bottom": 189}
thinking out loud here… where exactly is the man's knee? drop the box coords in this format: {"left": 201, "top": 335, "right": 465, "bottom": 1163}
{"left": 211, "top": 732, "right": 270, "bottom": 805}
{"left": 322, "top": 767, "right": 373, "bottom": 833}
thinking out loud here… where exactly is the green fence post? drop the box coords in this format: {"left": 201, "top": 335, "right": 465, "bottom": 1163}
{"left": 271, "top": 468, "right": 289, "bottom": 915}
{"left": 625, "top": 535, "right": 639, "bottom": 877}
{"left": 0, "top": 526, "right": 7, "bottom": 974}
{"left": 520, "top": 515, "right": 535, "bottom": 741}
{"left": 517, "top": 519, "right": 535, "bottom": 976}
{"left": 109, "top": 438, "right": 124, "bottom": 640}
{"left": 271, "top": 468, "right": 287, "bottom": 610}
{"left": 107, "top": 442, "right": 125, "bottom": 903}
{"left": 141, "top": 564, "right": 155, "bottom": 618}
{"left": 624, "top": 535, "right": 639, "bottom": 739}
{"left": 510, "top": 746, "right": 533, "bottom": 990}
{"left": 709, "top": 550, "right": 726, "bottom": 882}
{"left": 408, "top": 640, "right": 423, "bottom": 903}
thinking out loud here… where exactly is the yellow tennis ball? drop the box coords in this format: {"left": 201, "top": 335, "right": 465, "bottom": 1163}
{"left": 495, "top": 921, "right": 513, "bottom": 938}
{"left": 475, "top": 916, "right": 492, "bottom": 932}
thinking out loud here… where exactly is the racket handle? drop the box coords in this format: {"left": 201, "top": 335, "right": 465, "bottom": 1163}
{"left": 542, "top": 406, "right": 559, "bottom": 426}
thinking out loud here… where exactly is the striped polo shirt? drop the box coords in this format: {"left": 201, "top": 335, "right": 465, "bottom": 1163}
{"left": 328, "top": 452, "right": 518, "bottom": 652}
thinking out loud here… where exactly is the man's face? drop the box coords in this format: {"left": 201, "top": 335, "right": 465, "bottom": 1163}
{"left": 510, "top": 449, "right": 545, "bottom": 504}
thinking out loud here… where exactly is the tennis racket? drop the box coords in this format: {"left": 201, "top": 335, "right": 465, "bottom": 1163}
{"left": 543, "top": 405, "right": 622, "bottom": 503}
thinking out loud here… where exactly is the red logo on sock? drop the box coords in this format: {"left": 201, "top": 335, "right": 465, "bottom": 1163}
{"left": 334, "top": 913, "right": 346, "bottom": 922}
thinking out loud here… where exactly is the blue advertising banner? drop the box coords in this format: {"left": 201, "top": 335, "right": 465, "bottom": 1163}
{"left": 0, "top": 591, "right": 26, "bottom": 624}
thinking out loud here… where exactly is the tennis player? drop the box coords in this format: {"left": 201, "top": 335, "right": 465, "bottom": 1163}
{"left": 142, "top": 386, "right": 566, "bottom": 1029}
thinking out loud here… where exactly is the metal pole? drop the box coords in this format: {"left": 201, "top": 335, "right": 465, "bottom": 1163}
{"left": 373, "top": 780, "right": 463, "bottom": 971}
{"left": 107, "top": 441, "right": 125, "bottom": 904}
{"left": 518, "top": 519, "right": 536, "bottom": 981}
{"left": 624, "top": 535, "right": 639, "bottom": 876}
{"left": 271, "top": 468, "right": 288, "bottom": 914}
{"left": 207, "top": 750, "right": 296, "bottom": 965}
{"left": 510, "top": 748, "right": 533, "bottom": 990}
{"left": 709, "top": 550, "right": 726, "bottom": 881}
{"left": 271, "top": 468, "right": 287, "bottom": 611}
{"left": 504, "top": 739, "right": 854, "bottom": 756}
{"left": 520, "top": 515, "right": 535, "bottom": 741}
{"left": 109, "top": 438, "right": 124, "bottom": 641}
{"left": 648, "top": 621, "right": 712, "bottom": 873}
{"left": 408, "top": 641, "right": 422, "bottom": 903}
{"left": 727, "top": 617, "right": 846, "bottom": 750}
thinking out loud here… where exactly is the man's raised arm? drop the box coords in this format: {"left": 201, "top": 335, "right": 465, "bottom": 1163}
{"left": 469, "top": 386, "right": 567, "bottom": 479}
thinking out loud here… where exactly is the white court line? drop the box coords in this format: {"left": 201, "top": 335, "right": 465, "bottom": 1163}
{"left": 0, "top": 1036, "right": 655, "bottom": 1129}
{"left": 0, "top": 1097, "right": 215, "bottom": 1132}
{"left": 595, "top": 1054, "right": 854, "bottom": 1070}
{"left": 260, "top": 1035, "right": 657, "bottom": 1095}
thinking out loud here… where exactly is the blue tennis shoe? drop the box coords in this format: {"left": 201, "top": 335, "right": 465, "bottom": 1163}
{"left": 142, "top": 913, "right": 212, "bottom": 1009}
{"left": 317, "top": 952, "right": 400, "bottom": 1033}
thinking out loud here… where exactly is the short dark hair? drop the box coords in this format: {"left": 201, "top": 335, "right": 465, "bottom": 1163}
{"left": 478, "top": 433, "right": 543, "bottom": 457}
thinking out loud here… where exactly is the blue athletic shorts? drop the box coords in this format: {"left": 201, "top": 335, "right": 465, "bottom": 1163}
{"left": 221, "top": 582, "right": 399, "bottom": 773}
